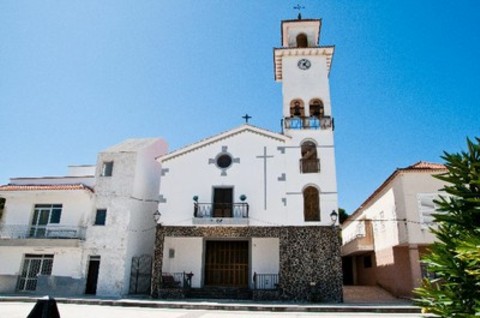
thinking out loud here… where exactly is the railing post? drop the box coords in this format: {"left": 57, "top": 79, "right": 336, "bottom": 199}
{"left": 253, "top": 272, "right": 257, "bottom": 290}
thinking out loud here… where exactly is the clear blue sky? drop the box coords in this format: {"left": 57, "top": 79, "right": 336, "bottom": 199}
{"left": 1, "top": 1, "right": 479, "bottom": 213}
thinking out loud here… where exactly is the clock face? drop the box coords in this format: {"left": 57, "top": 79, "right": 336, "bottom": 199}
{"left": 297, "top": 58, "right": 311, "bottom": 70}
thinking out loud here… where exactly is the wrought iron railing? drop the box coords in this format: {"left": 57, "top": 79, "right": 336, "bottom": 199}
{"left": 253, "top": 272, "right": 279, "bottom": 290}
{"left": 194, "top": 203, "right": 249, "bottom": 218}
{"left": 300, "top": 158, "right": 320, "bottom": 173}
{"left": 0, "top": 224, "right": 86, "bottom": 240}
{"left": 161, "top": 272, "right": 193, "bottom": 289}
{"left": 282, "top": 116, "right": 333, "bottom": 130}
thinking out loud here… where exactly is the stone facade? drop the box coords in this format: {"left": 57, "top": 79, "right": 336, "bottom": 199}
{"left": 152, "top": 225, "right": 343, "bottom": 302}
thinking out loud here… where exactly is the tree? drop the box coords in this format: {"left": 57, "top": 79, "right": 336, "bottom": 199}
{"left": 415, "top": 137, "right": 480, "bottom": 317}
{"left": 338, "top": 208, "right": 349, "bottom": 225}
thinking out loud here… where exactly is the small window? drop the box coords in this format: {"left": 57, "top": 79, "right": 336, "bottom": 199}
{"left": 101, "top": 161, "right": 114, "bottom": 177}
{"left": 94, "top": 209, "right": 107, "bottom": 225}
{"left": 300, "top": 141, "right": 319, "bottom": 173}
{"left": 309, "top": 99, "right": 324, "bottom": 118}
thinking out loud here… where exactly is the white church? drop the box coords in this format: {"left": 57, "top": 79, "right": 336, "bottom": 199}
{"left": 0, "top": 16, "right": 343, "bottom": 302}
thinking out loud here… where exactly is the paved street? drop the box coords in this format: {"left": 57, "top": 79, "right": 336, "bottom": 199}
{"left": 1, "top": 301, "right": 431, "bottom": 318}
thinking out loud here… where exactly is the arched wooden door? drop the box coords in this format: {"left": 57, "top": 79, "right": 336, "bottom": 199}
{"left": 304, "top": 186, "right": 320, "bottom": 221}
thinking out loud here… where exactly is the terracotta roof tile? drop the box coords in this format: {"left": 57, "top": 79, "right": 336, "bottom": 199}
{"left": 404, "top": 161, "right": 446, "bottom": 170}
{"left": 0, "top": 184, "right": 94, "bottom": 193}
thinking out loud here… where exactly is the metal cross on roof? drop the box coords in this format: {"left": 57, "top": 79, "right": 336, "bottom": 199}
{"left": 242, "top": 114, "right": 252, "bottom": 123}
{"left": 293, "top": 4, "right": 305, "bottom": 19}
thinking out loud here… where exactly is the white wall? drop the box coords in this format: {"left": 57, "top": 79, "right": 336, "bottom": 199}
{"left": 1, "top": 190, "right": 94, "bottom": 229}
{"left": 251, "top": 238, "right": 279, "bottom": 274}
{"left": 282, "top": 55, "right": 332, "bottom": 118}
{"left": 159, "top": 128, "right": 337, "bottom": 227}
{"left": 162, "top": 237, "right": 203, "bottom": 288}
{"left": 396, "top": 173, "right": 446, "bottom": 245}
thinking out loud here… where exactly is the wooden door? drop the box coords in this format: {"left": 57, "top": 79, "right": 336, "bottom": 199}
{"left": 304, "top": 186, "right": 320, "bottom": 221}
{"left": 204, "top": 241, "right": 248, "bottom": 287}
{"left": 213, "top": 188, "right": 233, "bottom": 217}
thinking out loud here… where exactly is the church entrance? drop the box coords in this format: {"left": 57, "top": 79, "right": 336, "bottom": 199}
{"left": 204, "top": 241, "right": 249, "bottom": 287}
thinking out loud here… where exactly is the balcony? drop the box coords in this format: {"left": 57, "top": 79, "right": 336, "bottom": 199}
{"left": 283, "top": 116, "right": 333, "bottom": 131}
{"left": 342, "top": 233, "right": 374, "bottom": 257}
{"left": 193, "top": 203, "right": 249, "bottom": 225}
{"left": 0, "top": 224, "right": 86, "bottom": 243}
{"left": 300, "top": 158, "right": 320, "bottom": 173}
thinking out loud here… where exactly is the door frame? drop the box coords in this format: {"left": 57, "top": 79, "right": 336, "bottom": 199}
{"left": 85, "top": 255, "right": 101, "bottom": 295}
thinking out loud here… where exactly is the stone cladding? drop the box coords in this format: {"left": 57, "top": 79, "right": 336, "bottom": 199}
{"left": 152, "top": 225, "right": 343, "bottom": 302}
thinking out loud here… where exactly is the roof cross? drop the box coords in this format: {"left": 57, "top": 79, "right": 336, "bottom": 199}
{"left": 242, "top": 114, "right": 252, "bottom": 124}
{"left": 293, "top": 4, "right": 305, "bottom": 19}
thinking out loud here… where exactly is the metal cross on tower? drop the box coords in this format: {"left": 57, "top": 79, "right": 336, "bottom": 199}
{"left": 293, "top": 4, "right": 305, "bottom": 20}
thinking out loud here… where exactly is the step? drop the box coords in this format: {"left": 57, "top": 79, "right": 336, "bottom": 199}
{"left": 186, "top": 287, "right": 252, "bottom": 300}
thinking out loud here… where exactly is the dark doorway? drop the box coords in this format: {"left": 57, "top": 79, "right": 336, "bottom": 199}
{"left": 342, "top": 256, "right": 354, "bottom": 285}
{"left": 213, "top": 187, "right": 233, "bottom": 217}
{"left": 85, "top": 256, "right": 100, "bottom": 295}
{"left": 204, "top": 241, "right": 248, "bottom": 287}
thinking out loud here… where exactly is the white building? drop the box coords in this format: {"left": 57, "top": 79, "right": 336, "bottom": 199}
{"left": 341, "top": 161, "right": 447, "bottom": 298}
{"left": 0, "top": 138, "right": 167, "bottom": 297}
{"left": 152, "top": 17, "right": 343, "bottom": 302}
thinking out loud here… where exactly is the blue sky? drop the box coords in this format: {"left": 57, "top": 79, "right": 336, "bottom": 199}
{"left": 1, "top": 1, "right": 479, "bottom": 213}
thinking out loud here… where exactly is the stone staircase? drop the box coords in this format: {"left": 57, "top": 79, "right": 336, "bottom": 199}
{"left": 343, "top": 285, "right": 407, "bottom": 304}
{"left": 186, "top": 287, "right": 253, "bottom": 300}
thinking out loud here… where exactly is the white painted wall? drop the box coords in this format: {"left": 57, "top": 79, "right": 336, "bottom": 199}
{"left": 282, "top": 55, "right": 332, "bottom": 118}
{"left": 342, "top": 171, "right": 449, "bottom": 252}
{"left": 90, "top": 138, "right": 167, "bottom": 296}
{"left": 162, "top": 237, "right": 203, "bottom": 288}
{"left": 251, "top": 238, "right": 279, "bottom": 274}
{"left": 0, "top": 190, "right": 94, "bottom": 230}
{"left": 396, "top": 173, "right": 446, "bottom": 245}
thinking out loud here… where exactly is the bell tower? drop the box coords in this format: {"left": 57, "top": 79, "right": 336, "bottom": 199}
{"left": 274, "top": 17, "right": 338, "bottom": 226}
{"left": 274, "top": 18, "right": 335, "bottom": 135}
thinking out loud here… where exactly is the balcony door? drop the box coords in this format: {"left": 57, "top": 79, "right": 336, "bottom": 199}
{"left": 30, "top": 204, "right": 62, "bottom": 238}
{"left": 213, "top": 187, "right": 233, "bottom": 218}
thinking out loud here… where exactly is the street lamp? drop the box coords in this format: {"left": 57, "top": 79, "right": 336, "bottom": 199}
{"left": 153, "top": 210, "right": 161, "bottom": 222}
{"left": 330, "top": 210, "right": 338, "bottom": 225}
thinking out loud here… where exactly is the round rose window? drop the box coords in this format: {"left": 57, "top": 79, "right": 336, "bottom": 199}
{"left": 216, "top": 154, "right": 233, "bottom": 169}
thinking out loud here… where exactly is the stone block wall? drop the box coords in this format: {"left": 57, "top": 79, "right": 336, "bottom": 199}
{"left": 152, "top": 225, "right": 343, "bottom": 302}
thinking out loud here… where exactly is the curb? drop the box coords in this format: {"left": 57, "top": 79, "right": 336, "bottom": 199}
{"left": 0, "top": 296, "right": 422, "bottom": 314}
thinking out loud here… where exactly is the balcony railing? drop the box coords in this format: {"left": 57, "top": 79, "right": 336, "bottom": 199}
{"left": 282, "top": 116, "right": 333, "bottom": 130}
{"left": 300, "top": 158, "right": 320, "bottom": 173}
{"left": 253, "top": 272, "right": 279, "bottom": 290}
{"left": 161, "top": 272, "right": 193, "bottom": 289}
{"left": 0, "top": 224, "right": 86, "bottom": 240}
{"left": 194, "top": 203, "right": 249, "bottom": 218}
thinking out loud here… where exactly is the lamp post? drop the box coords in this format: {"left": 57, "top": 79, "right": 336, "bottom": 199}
{"left": 330, "top": 210, "right": 338, "bottom": 226}
{"left": 153, "top": 210, "right": 161, "bottom": 223}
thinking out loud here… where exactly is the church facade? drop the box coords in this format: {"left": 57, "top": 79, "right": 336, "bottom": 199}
{"left": 152, "top": 18, "right": 343, "bottom": 302}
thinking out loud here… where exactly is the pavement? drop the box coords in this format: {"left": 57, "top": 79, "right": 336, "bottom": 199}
{"left": 0, "top": 294, "right": 420, "bottom": 315}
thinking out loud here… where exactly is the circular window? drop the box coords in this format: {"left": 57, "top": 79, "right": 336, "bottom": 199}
{"left": 216, "top": 154, "right": 233, "bottom": 169}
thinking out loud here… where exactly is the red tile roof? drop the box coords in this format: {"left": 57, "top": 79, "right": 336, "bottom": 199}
{"left": 403, "top": 161, "right": 446, "bottom": 170}
{"left": 0, "top": 184, "right": 94, "bottom": 193}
